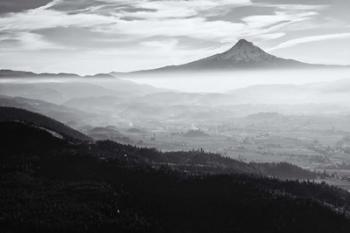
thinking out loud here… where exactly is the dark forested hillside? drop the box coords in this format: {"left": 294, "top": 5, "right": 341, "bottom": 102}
{"left": 1, "top": 119, "right": 350, "bottom": 233}
{"left": 0, "top": 107, "right": 91, "bottom": 142}
{"left": 251, "top": 162, "right": 318, "bottom": 180}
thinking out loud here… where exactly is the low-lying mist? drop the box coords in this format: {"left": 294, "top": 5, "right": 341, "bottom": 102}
{"left": 124, "top": 68, "right": 350, "bottom": 93}
{"left": 3, "top": 68, "right": 350, "bottom": 171}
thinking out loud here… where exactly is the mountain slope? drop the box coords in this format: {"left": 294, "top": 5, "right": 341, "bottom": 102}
{"left": 183, "top": 39, "right": 306, "bottom": 69}
{"left": 125, "top": 39, "right": 322, "bottom": 75}
{"left": 0, "top": 107, "right": 91, "bottom": 142}
{"left": 0, "top": 95, "right": 94, "bottom": 126}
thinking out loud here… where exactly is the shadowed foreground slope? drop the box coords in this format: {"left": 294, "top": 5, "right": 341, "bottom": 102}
{"left": 1, "top": 113, "right": 350, "bottom": 233}
{"left": 0, "top": 107, "right": 91, "bottom": 142}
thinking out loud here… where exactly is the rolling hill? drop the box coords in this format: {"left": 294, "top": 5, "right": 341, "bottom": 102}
{"left": 0, "top": 107, "right": 91, "bottom": 142}
{"left": 0, "top": 107, "right": 317, "bottom": 179}
{"left": 0, "top": 69, "right": 114, "bottom": 79}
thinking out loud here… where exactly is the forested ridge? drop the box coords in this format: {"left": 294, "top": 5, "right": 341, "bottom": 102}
{"left": 1, "top": 116, "right": 350, "bottom": 233}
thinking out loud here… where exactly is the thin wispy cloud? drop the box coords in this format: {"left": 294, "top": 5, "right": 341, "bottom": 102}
{"left": 270, "top": 32, "right": 350, "bottom": 51}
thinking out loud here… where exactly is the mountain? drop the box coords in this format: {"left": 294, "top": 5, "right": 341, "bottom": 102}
{"left": 0, "top": 95, "right": 94, "bottom": 125}
{"left": 0, "top": 77, "right": 162, "bottom": 105}
{"left": 123, "top": 39, "right": 327, "bottom": 75}
{"left": 186, "top": 39, "right": 306, "bottom": 68}
{"left": 2, "top": 39, "right": 346, "bottom": 78}
{"left": 0, "top": 107, "right": 91, "bottom": 142}
{"left": 170, "top": 39, "right": 307, "bottom": 70}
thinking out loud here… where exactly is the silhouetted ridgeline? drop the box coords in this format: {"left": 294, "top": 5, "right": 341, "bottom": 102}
{"left": 0, "top": 107, "right": 317, "bottom": 179}
{"left": 1, "top": 109, "right": 350, "bottom": 233}
{"left": 0, "top": 107, "right": 91, "bottom": 142}
{"left": 0, "top": 69, "right": 114, "bottom": 79}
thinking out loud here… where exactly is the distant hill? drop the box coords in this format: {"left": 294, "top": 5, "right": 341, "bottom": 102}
{"left": 183, "top": 129, "right": 210, "bottom": 137}
{"left": 0, "top": 107, "right": 91, "bottom": 142}
{"left": 87, "top": 126, "right": 132, "bottom": 144}
{"left": 0, "top": 69, "right": 114, "bottom": 79}
{"left": 0, "top": 69, "right": 81, "bottom": 78}
{"left": 0, "top": 95, "right": 93, "bottom": 126}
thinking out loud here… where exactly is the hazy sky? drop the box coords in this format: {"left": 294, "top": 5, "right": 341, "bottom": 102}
{"left": 0, "top": 0, "right": 349, "bottom": 74}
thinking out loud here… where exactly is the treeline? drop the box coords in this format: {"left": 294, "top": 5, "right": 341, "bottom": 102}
{"left": 250, "top": 162, "right": 318, "bottom": 180}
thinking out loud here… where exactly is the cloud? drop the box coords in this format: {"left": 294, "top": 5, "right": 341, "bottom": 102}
{"left": 270, "top": 32, "right": 350, "bottom": 51}
{"left": 0, "top": 8, "right": 116, "bottom": 32}
{"left": 270, "top": 32, "right": 350, "bottom": 50}
{"left": 48, "top": 0, "right": 252, "bottom": 17}
{"left": 253, "top": 0, "right": 350, "bottom": 23}
{"left": 271, "top": 4, "right": 328, "bottom": 11}
{"left": 0, "top": 0, "right": 52, "bottom": 14}
{"left": 116, "top": 0, "right": 252, "bottom": 19}
{"left": 102, "top": 17, "right": 245, "bottom": 43}
{"left": 258, "top": 32, "right": 286, "bottom": 40}
{"left": 0, "top": 0, "right": 348, "bottom": 73}
{"left": 0, "top": 31, "right": 63, "bottom": 50}
{"left": 0, "top": 0, "right": 323, "bottom": 45}
{"left": 141, "top": 39, "right": 179, "bottom": 50}
{"left": 0, "top": 0, "right": 254, "bottom": 45}
{"left": 252, "top": 0, "right": 341, "bottom": 5}
{"left": 242, "top": 11, "right": 318, "bottom": 29}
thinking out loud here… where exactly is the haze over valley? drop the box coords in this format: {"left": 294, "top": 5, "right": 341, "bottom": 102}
{"left": 2, "top": 43, "right": 350, "bottom": 175}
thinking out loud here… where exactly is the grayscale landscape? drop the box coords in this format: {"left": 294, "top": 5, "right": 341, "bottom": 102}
{"left": 1, "top": 1, "right": 350, "bottom": 233}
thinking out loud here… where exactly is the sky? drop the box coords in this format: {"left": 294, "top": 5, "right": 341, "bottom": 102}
{"left": 0, "top": 0, "right": 349, "bottom": 75}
